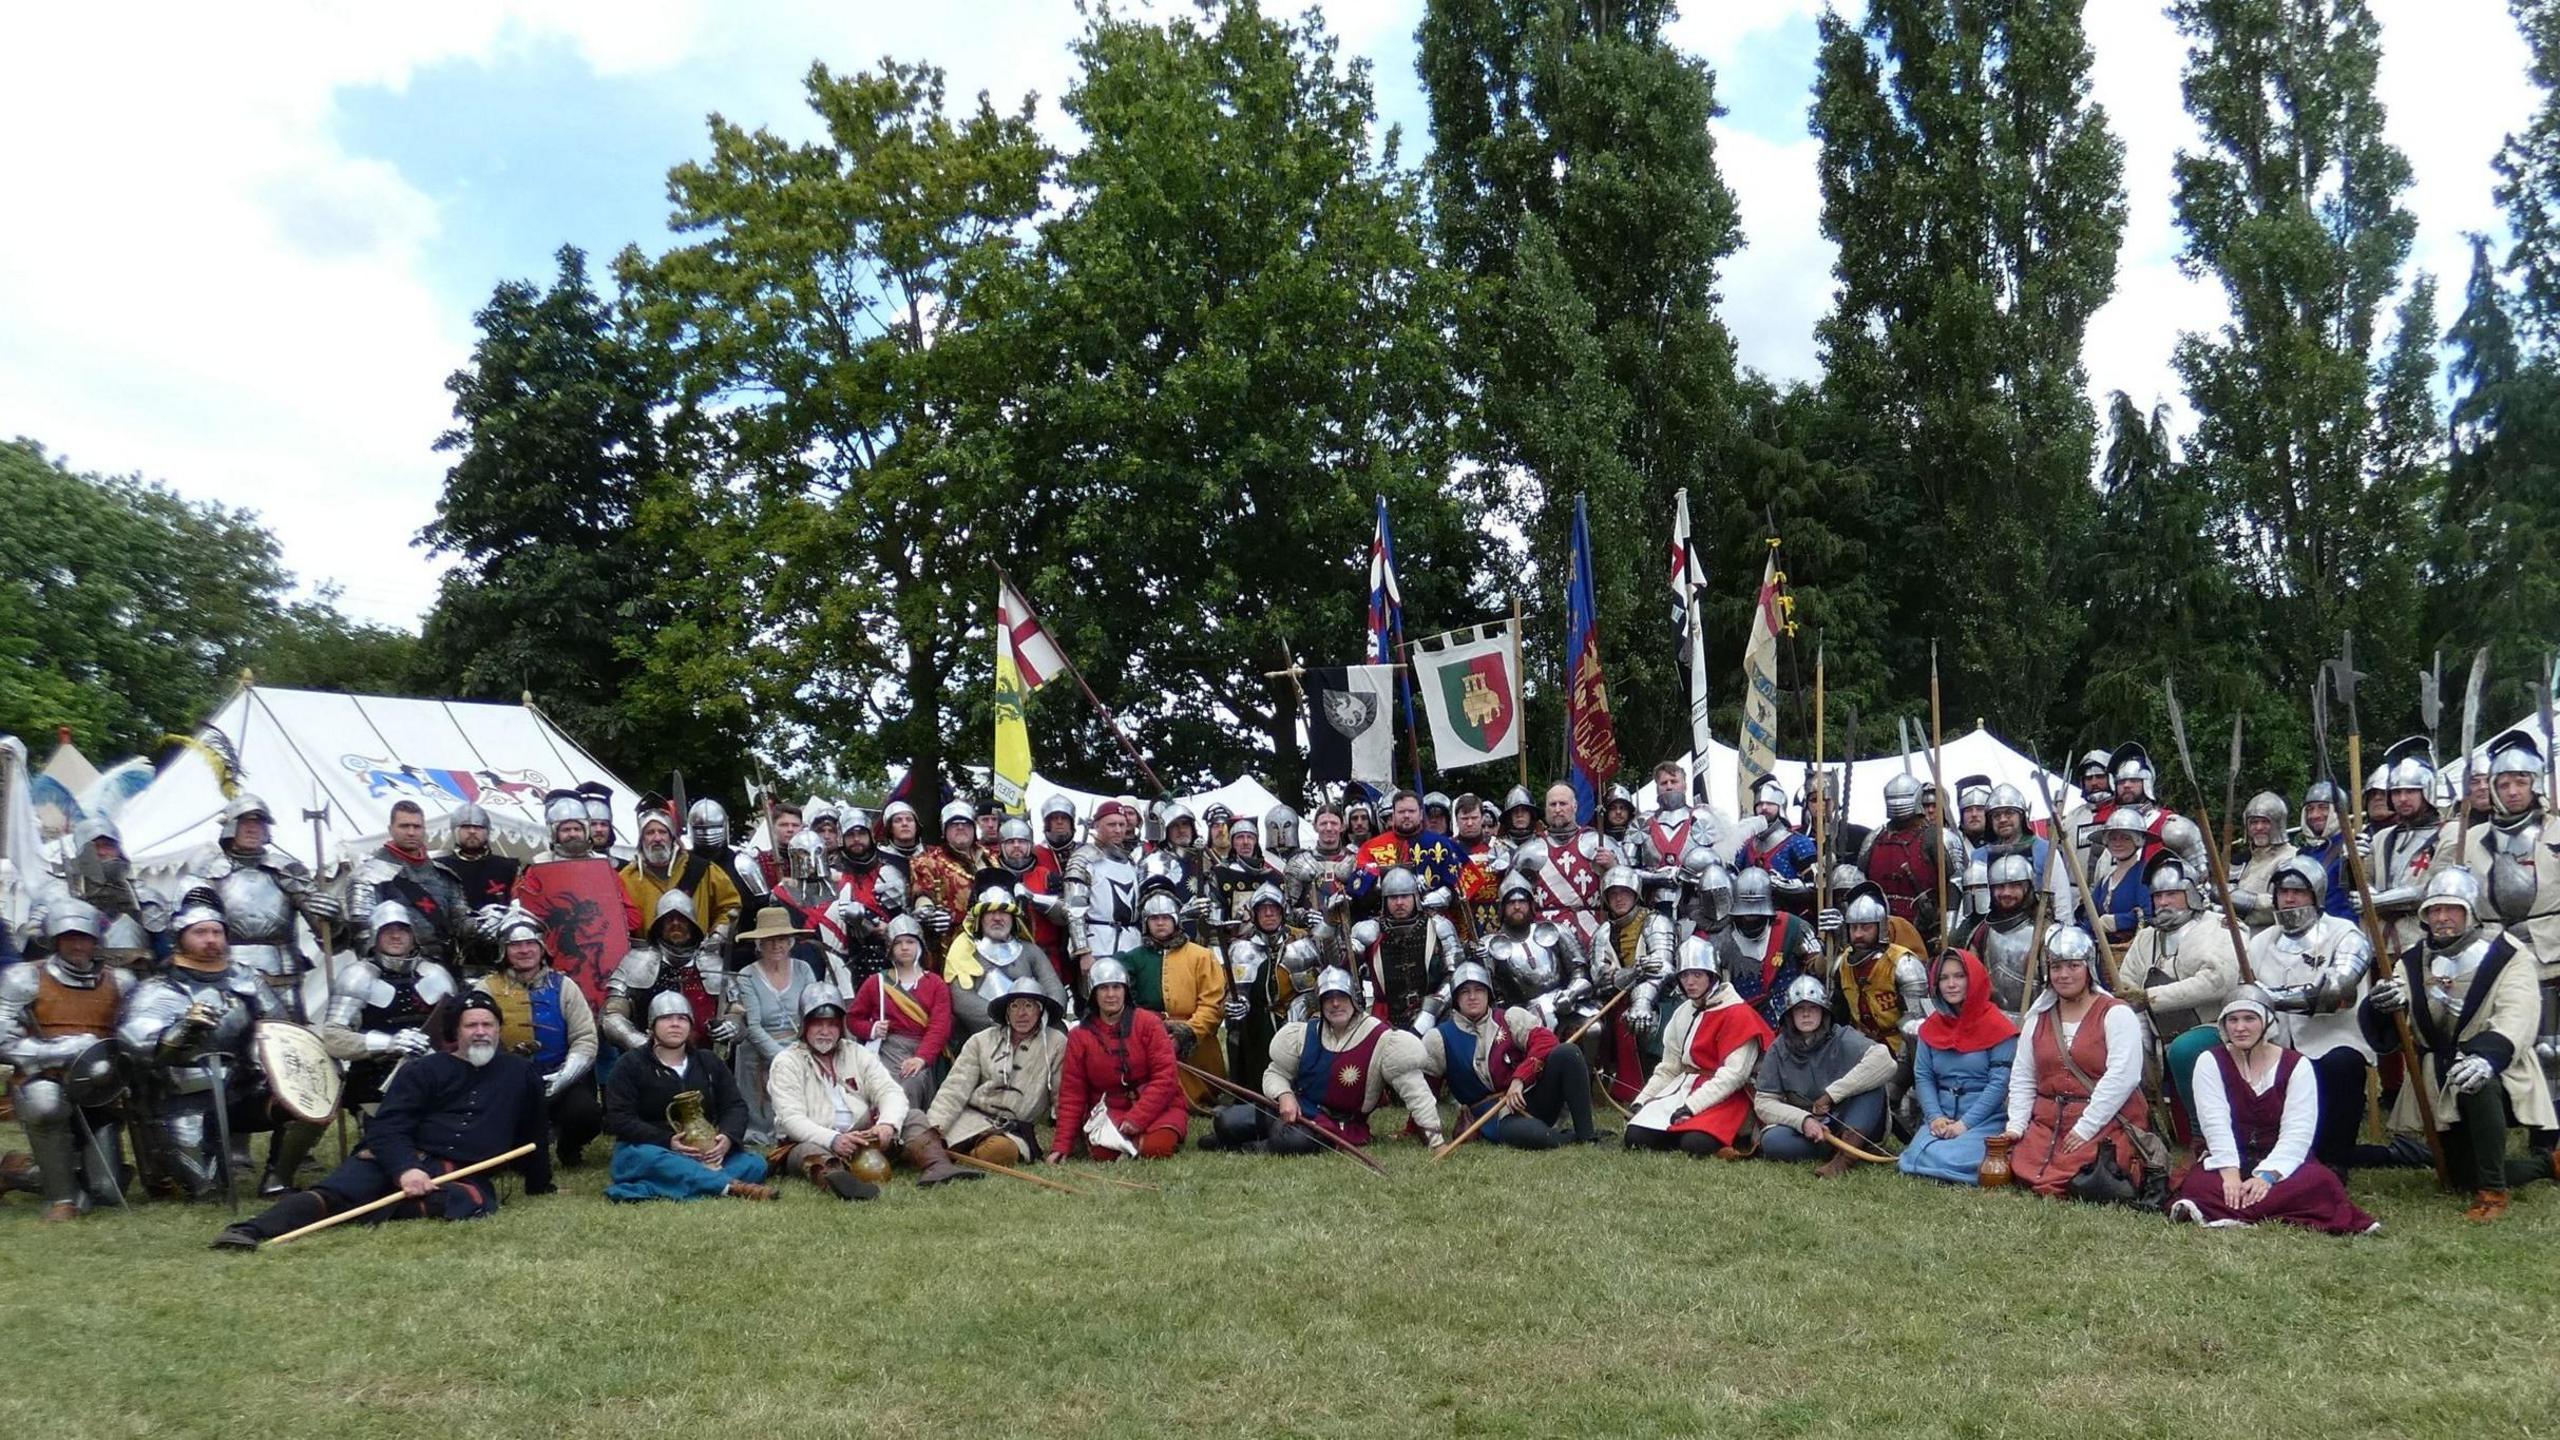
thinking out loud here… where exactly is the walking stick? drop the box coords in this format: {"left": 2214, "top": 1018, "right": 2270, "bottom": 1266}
{"left": 266, "top": 1143, "right": 537, "bottom": 1246}
{"left": 946, "top": 1150, "right": 1084, "bottom": 1194}
{"left": 1178, "top": 1060, "right": 1390, "bottom": 1177}
{"left": 2324, "top": 635, "right": 2451, "bottom": 1188}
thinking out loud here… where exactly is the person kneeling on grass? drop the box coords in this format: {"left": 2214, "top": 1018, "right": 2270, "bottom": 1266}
{"left": 1421, "top": 962, "right": 1606, "bottom": 1149}
{"left": 1049, "top": 959, "right": 1187, "bottom": 1164}
{"left": 908, "top": 975, "right": 1066, "bottom": 1180}
{"left": 767, "top": 982, "right": 904, "bottom": 1202}
{"left": 1207, "top": 966, "right": 1444, "bottom": 1154}
{"left": 1753, "top": 975, "right": 1896, "bottom": 1178}
{"left": 602, "top": 992, "right": 775, "bottom": 1202}
{"left": 213, "top": 991, "right": 553, "bottom": 1250}
{"left": 1897, "top": 950, "right": 2018, "bottom": 1185}
{"left": 2168, "top": 986, "right": 2378, "bottom": 1233}
{"left": 1624, "top": 938, "right": 1771, "bottom": 1158}
{"left": 2357, "top": 868, "right": 2557, "bottom": 1224}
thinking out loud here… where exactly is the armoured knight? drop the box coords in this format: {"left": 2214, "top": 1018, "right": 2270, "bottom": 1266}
{"left": 1348, "top": 867, "right": 1461, "bottom": 1032}
{"left": 194, "top": 792, "right": 339, "bottom": 1020}
{"left": 1477, "top": 872, "right": 1595, "bottom": 1032}
{"left": 319, "top": 901, "right": 461, "bottom": 1107}
{"left": 0, "top": 903, "right": 136, "bottom": 1218}
{"left": 1063, "top": 800, "right": 1145, "bottom": 988}
{"left": 601, "top": 892, "right": 737, "bottom": 1052}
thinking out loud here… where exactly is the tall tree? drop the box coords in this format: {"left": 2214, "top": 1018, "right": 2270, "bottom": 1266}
{"left": 417, "top": 247, "right": 733, "bottom": 784}
{"left": 0, "top": 438, "right": 290, "bottom": 755}
{"left": 622, "top": 61, "right": 1051, "bottom": 796}
{"left": 1810, "top": 0, "right": 2126, "bottom": 750}
{"left": 1420, "top": 0, "right": 1741, "bottom": 769}
{"left": 2168, "top": 0, "right": 2425, "bottom": 731}
{"left": 1017, "top": 0, "right": 1476, "bottom": 794}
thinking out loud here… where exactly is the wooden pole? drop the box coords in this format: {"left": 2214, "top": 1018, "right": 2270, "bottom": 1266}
{"left": 946, "top": 1149, "right": 1084, "bottom": 1194}
{"left": 1177, "top": 1060, "right": 1390, "bottom": 1177}
{"left": 1399, "top": 635, "right": 1429, "bottom": 793}
{"left": 1927, "top": 643, "right": 1949, "bottom": 951}
{"left": 1813, "top": 643, "right": 1829, "bottom": 967}
{"left": 1512, "top": 592, "right": 1530, "bottom": 790}
{"left": 265, "top": 1144, "right": 537, "bottom": 1247}
{"left": 992, "top": 561, "right": 1171, "bottom": 796}
{"left": 1431, "top": 1095, "right": 1508, "bottom": 1161}
{"left": 2338, "top": 730, "right": 2451, "bottom": 1187}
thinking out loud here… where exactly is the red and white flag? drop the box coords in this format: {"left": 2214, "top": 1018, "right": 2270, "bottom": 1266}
{"left": 996, "top": 573, "right": 1067, "bottom": 691}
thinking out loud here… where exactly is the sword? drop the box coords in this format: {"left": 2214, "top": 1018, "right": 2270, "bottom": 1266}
{"left": 70, "top": 1107, "right": 130, "bottom": 1212}
{"left": 204, "top": 1050, "right": 241, "bottom": 1215}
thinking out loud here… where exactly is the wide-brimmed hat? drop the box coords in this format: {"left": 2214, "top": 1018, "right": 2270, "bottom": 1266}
{"left": 737, "top": 906, "right": 812, "bottom": 942}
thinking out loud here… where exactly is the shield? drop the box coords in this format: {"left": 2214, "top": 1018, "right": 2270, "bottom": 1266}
{"left": 514, "top": 857, "right": 634, "bottom": 1008}
{"left": 255, "top": 1021, "right": 344, "bottom": 1124}
{"left": 62, "top": 1038, "right": 127, "bottom": 1108}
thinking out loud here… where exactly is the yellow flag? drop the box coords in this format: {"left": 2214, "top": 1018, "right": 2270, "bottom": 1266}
{"left": 993, "top": 596, "right": 1033, "bottom": 815}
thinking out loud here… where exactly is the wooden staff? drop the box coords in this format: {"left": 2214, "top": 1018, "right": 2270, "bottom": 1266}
{"left": 1431, "top": 1096, "right": 1508, "bottom": 1161}
{"left": 1562, "top": 983, "right": 1633, "bottom": 1047}
{"left": 1927, "top": 644, "right": 1951, "bottom": 951}
{"left": 265, "top": 1144, "right": 537, "bottom": 1247}
{"left": 1513, "top": 592, "right": 1529, "bottom": 790}
{"left": 1813, "top": 643, "right": 1830, "bottom": 966}
{"left": 1074, "top": 1168, "right": 1162, "bottom": 1193}
{"left": 948, "top": 1149, "right": 1084, "bottom": 1194}
{"left": 1177, "top": 1060, "right": 1391, "bottom": 1177}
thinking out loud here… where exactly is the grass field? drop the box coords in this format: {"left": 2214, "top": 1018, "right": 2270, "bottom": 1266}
{"left": 4, "top": 1116, "right": 2557, "bottom": 1440}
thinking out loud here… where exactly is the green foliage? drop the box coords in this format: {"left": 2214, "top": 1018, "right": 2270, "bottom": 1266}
{"left": 1017, "top": 0, "right": 1477, "bottom": 793}
{"left": 246, "top": 587, "right": 425, "bottom": 696}
{"left": 1420, "top": 0, "right": 1741, "bottom": 767}
{"left": 0, "top": 438, "right": 286, "bottom": 755}
{"left": 621, "top": 59, "right": 1052, "bottom": 798}
{"left": 1809, "top": 0, "right": 2126, "bottom": 752}
{"left": 417, "top": 245, "right": 742, "bottom": 786}
{"left": 2169, "top": 0, "right": 2427, "bottom": 736}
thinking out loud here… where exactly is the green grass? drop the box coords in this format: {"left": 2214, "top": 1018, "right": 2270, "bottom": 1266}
{"left": 3, "top": 1116, "right": 2556, "bottom": 1440}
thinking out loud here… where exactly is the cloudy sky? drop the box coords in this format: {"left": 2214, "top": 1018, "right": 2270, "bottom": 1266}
{"left": 0, "top": 1, "right": 2531, "bottom": 626}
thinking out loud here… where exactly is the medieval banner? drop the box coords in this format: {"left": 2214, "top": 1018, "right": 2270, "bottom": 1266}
{"left": 1304, "top": 664, "right": 1397, "bottom": 785}
{"left": 1736, "top": 541, "right": 1791, "bottom": 813}
{"left": 512, "top": 857, "right": 634, "bottom": 1009}
{"left": 1413, "top": 621, "right": 1521, "bottom": 769}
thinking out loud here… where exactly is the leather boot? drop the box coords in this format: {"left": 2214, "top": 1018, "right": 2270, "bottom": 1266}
{"left": 903, "top": 1130, "right": 981, "bottom": 1186}
{"left": 2462, "top": 1189, "right": 2511, "bottom": 1223}
{"left": 0, "top": 1151, "right": 39, "bottom": 1195}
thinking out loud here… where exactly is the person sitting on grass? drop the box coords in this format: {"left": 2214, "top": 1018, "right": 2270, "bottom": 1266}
{"left": 2169, "top": 986, "right": 2378, "bottom": 1233}
{"left": 2358, "top": 868, "right": 2557, "bottom": 1224}
{"left": 602, "top": 992, "right": 775, "bottom": 1202}
{"left": 1049, "top": 959, "right": 1187, "bottom": 1164}
{"left": 848, "top": 914, "right": 954, "bottom": 1122}
{"left": 1999, "top": 927, "right": 2152, "bottom": 1201}
{"left": 1753, "top": 975, "right": 1895, "bottom": 1178}
{"left": 909, "top": 975, "right": 1066, "bottom": 1175}
{"left": 1624, "top": 938, "right": 1771, "bottom": 1158}
{"left": 1206, "top": 965, "right": 1443, "bottom": 1154}
{"left": 213, "top": 991, "right": 553, "bottom": 1250}
{"left": 1897, "top": 950, "right": 2018, "bottom": 1185}
{"left": 1422, "top": 962, "right": 1605, "bottom": 1149}
{"left": 767, "top": 982, "right": 904, "bottom": 1202}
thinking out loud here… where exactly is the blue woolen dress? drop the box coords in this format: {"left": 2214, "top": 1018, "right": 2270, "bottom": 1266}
{"left": 1898, "top": 1036, "right": 2018, "bottom": 1184}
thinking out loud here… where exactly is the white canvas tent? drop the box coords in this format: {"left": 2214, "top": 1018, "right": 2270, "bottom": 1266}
{"left": 112, "top": 686, "right": 644, "bottom": 877}
{"left": 1661, "top": 727, "right": 2074, "bottom": 830}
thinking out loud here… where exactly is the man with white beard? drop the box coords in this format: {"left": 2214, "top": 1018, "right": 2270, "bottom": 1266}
{"left": 211, "top": 991, "right": 554, "bottom": 1250}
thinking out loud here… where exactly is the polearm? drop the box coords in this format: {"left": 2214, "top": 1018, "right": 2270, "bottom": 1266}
{"left": 1176, "top": 1060, "right": 1389, "bottom": 1177}
{"left": 1512, "top": 593, "right": 1529, "bottom": 791}
{"left": 2028, "top": 764, "right": 2121, "bottom": 985}
{"left": 1813, "top": 643, "right": 1829, "bottom": 964}
{"left": 2162, "top": 678, "right": 2259, "bottom": 985}
{"left": 2324, "top": 634, "right": 2450, "bottom": 1187}
{"left": 991, "top": 561, "right": 1171, "bottom": 798}
{"left": 1926, "top": 644, "right": 1950, "bottom": 950}
{"left": 2455, "top": 648, "right": 2488, "bottom": 861}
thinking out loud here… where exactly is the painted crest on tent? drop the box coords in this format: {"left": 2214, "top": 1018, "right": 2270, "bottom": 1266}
{"left": 339, "top": 754, "right": 551, "bottom": 809}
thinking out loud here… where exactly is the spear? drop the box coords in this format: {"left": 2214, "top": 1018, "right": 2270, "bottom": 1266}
{"left": 1926, "top": 644, "right": 1950, "bottom": 950}
{"left": 1813, "top": 643, "right": 1829, "bottom": 954}
{"left": 2163, "top": 678, "right": 2259, "bottom": 984}
{"left": 2028, "top": 764, "right": 2121, "bottom": 985}
{"left": 2219, "top": 712, "right": 2244, "bottom": 868}
{"left": 2323, "top": 634, "right": 2450, "bottom": 1188}
{"left": 2542, "top": 654, "right": 2558, "bottom": 810}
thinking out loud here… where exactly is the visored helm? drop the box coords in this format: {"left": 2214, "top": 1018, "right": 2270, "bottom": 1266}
{"left": 1263, "top": 805, "right": 1301, "bottom": 849}
{"left": 1731, "top": 868, "right": 1774, "bottom": 921}
{"left": 688, "top": 798, "right": 730, "bottom": 849}
{"left": 1883, "top": 774, "right": 1922, "bottom": 821}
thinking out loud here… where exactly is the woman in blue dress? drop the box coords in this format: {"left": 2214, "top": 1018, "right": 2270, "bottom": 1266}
{"left": 1899, "top": 948, "right": 2020, "bottom": 1184}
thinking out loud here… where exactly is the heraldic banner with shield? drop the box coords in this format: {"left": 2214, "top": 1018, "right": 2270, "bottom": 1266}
{"left": 1413, "top": 622, "right": 1521, "bottom": 769}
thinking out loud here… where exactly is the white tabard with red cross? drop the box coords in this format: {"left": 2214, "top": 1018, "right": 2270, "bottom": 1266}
{"left": 1526, "top": 830, "right": 1604, "bottom": 950}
